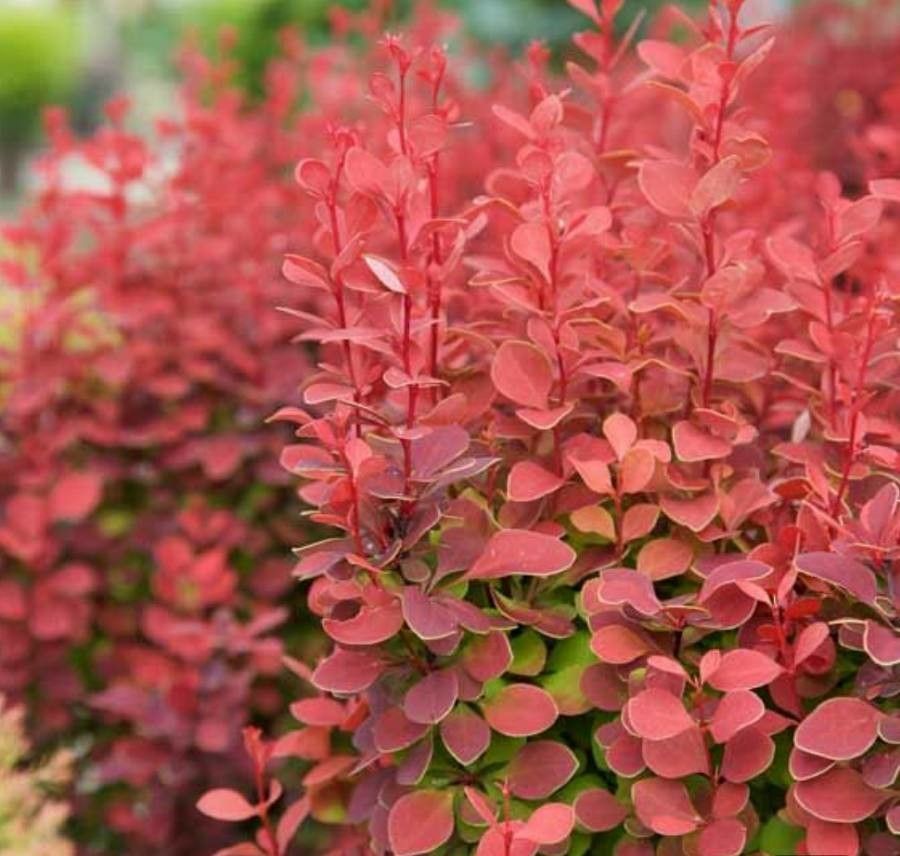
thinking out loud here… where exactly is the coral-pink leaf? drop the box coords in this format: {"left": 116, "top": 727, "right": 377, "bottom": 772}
{"left": 482, "top": 684, "right": 558, "bottom": 737}
{"left": 387, "top": 790, "right": 455, "bottom": 856}
{"left": 468, "top": 530, "right": 575, "bottom": 579}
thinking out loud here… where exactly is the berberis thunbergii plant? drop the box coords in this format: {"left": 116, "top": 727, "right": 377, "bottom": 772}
{"left": 187, "top": 0, "right": 899, "bottom": 854}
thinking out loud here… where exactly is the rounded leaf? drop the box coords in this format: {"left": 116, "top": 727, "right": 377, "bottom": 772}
{"left": 196, "top": 789, "right": 258, "bottom": 822}
{"left": 794, "top": 697, "right": 881, "bottom": 761}
{"left": 468, "top": 530, "right": 575, "bottom": 580}
{"left": 507, "top": 740, "right": 578, "bottom": 800}
{"left": 491, "top": 340, "right": 553, "bottom": 409}
{"left": 311, "top": 648, "right": 384, "bottom": 694}
{"left": 626, "top": 687, "right": 694, "bottom": 739}
{"left": 482, "top": 684, "right": 558, "bottom": 737}
{"left": 632, "top": 778, "right": 701, "bottom": 836}
{"left": 404, "top": 669, "right": 459, "bottom": 725}
{"left": 707, "top": 649, "right": 783, "bottom": 691}
{"left": 387, "top": 790, "right": 455, "bottom": 856}
{"left": 794, "top": 767, "right": 887, "bottom": 823}
{"left": 573, "top": 788, "right": 628, "bottom": 832}
{"left": 440, "top": 705, "right": 491, "bottom": 766}
{"left": 516, "top": 803, "right": 575, "bottom": 845}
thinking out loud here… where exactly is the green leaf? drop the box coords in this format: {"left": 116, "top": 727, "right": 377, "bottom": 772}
{"left": 546, "top": 629, "right": 596, "bottom": 671}
{"left": 758, "top": 817, "right": 803, "bottom": 856}
{"left": 509, "top": 629, "right": 547, "bottom": 676}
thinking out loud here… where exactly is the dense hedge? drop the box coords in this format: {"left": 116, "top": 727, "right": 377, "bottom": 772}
{"left": 197, "top": 1, "right": 900, "bottom": 855}
{"left": 1, "top": 1, "right": 898, "bottom": 855}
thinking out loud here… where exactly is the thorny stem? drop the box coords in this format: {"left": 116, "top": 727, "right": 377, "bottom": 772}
{"left": 830, "top": 299, "right": 878, "bottom": 517}
{"left": 822, "top": 208, "right": 839, "bottom": 428}
{"left": 543, "top": 186, "right": 569, "bottom": 474}
{"left": 327, "top": 153, "right": 364, "bottom": 436}
{"left": 698, "top": 1, "right": 739, "bottom": 410}
{"left": 426, "top": 65, "right": 446, "bottom": 398}
{"left": 396, "top": 202, "right": 418, "bottom": 517}
{"left": 253, "top": 757, "right": 280, "bottom": 856}
{"left": 340, "top": 447, "right": 366, "bottom": 556}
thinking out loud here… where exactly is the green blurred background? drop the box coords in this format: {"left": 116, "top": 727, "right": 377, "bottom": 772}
{"left": 0, "top": 0, "right": 745, "bottom": 207}
{"left": 0, "top": 0, "right": 675, "bottom": 201}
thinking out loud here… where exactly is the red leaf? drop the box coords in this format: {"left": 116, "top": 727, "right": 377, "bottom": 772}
{"left": 573, "top": 788, "right": 628, "bottom": 832}
{"left": 619, "top": 448, "right": 656, "bottom": 494}
{"left": 507, "top": 740, "right": 578, "bottom": 799}
{"left": 642, "top": 726, "right": 709, "bottom": 778}
{"left": 870, "top": 177, "right": 900, "bottom": 203}
{"left": 636, "top": 538, "right": 692, "bottom": 581}
{"left": 672, "top": 421, "right": 732, "bottom": 462}
{"left": 766, "top": 234, "right": 820, "bottom": 282}
{"left": 482, "top": 684, "right": 558, "bottom": 737}
{"left": 464, "top": 786, "right": 497, "bottom": 826}
{"left": 638, "top": 161, "right": 696, "bottom": 219}
{"left": 516, "top": 803, "right": 574, "bottom": 845}
{"left": 792, "top": 621, "right": 830, "bottom": 668}
{"left": 637, "top": 39, "right": 687, "bottom": 78}
{"left": 491, "top": 340, "right": 553, "bottom": 409}
{"left": 468, "top": 529, "right": 575, "bottom": 579}
{"left": 461, "top": 630, "right": 513, "bottom": 682}
{"left": 282, "top": 254, "right": 330, "bottom": 290}
{"left": 707, "top": 649, "right": 783, "bottom": 691}
{"left": 49, "top": 471, "right": 103, "bottom": 522}
{"left": 590, "top": 623, "right": 652, "bottom": 664}
{"left": 404, "top": 669, "right": 459, "bottom": 725}
{"left": 794, "top": 767, "right": 887, "bottom": 823}
{"left": 289, "top": 698, "right": 345, "bottom": 727}
{"left": 374, "top": 707, "right": 430, "bottom": 753}
{"left": 440, "top": 705, "right": 491, "bottom": 765}
{"left": 697, "top": 818, "right": 746, "bottom": 856}
{"left": 794, "top": 552, "right": 878, "bottom": 606}
{"left": 363, "top": 254, "right": 406, "bottom": 294}
{"left": 401, "top": 587, "right": 458, "bottom": 641}
{"left": 511, "top": 222, "right": 552, "bottom": 282}
{"left": 794, "top": 697, "right": 881, "bottom": 761}
{"left": 603, "top": 413, "right": 637, "bottom": 460}
{"left": 595, "top": 568, "right": 662, "bottom": 616}
{"left": 569, "top": 456, "right": 613, "bottom": 496}
{"left": 621, "top": 503, "right": 660, "bottom": 542}
{"left": 660, "top": 492, "right": 719, "bottom": 532}
{"left": 322, "top": 600, "right": 403, "bottom": 645}
{"left": 387, "top": 790, "right": 455, "bottom": 856}
{"left": 863, "top": 620, "right": 900, "bottom": 666}
{"left": 311, "top": 648, "right": 384, "bottom": 694}
{"left": 789, "top": 747, "right": 835, "bottom": 781}
{"left": 721, "top": 727, "right": 775, "bottom": 782}
{"left": 507, "top": 461, "right": 565, "bottom": 502}
{"left": 626, "top": 687, "right": 694, "bottom": 739}
{"left": 196, "top": 789, "right": 258, "bottom": 822}
{"left": 690, "top": 156, "right": 742, "bottom": 217}
{"left": 805, "top": 818, "right": 859, "bottom": 856}
{"left": 631, "top": 778, "right": 701, "bottom": 836}
{"left": 343, "top": 146, "right": 388, "bottom": 195}
{"left": 709, "top": 691, "right": 765, "bottom": 743}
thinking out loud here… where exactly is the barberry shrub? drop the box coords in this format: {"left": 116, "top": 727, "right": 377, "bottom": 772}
{"left": 197, "top": 0, "right": 900, "bottom": 855}
{"left": 0, "top": 6, "right": 513, "bottom": 853}
{"left": 0, "top": 32, "right": 314, "bottom": 856}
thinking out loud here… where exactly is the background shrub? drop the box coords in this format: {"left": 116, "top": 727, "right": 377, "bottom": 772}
{"left": 0, "top": 1, "right": 897, "bottom": 855}
{"left": 195, "top": 1, "right": 900, "bottom": 855}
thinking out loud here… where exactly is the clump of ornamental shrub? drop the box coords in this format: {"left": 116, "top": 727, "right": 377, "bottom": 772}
{"left": 197, "top": 0, "right": 900, "bottom": 855}
{"left": 0, "top": 6, "right": 517, "bottom": 854}
{"left": 0, "top": 696, "right": 72, "bottom": 856}
{"left": 0, "top": 30, "right": 311, "bottom": 856}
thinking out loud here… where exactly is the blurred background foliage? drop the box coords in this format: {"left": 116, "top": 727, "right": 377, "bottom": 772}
{"left": 0, "top": 0, "right": 706, "bottom": 203}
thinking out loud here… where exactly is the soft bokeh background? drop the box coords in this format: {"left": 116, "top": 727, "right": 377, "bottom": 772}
{"left": 0, "top": 0, "right": 738, "bottom": 209}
